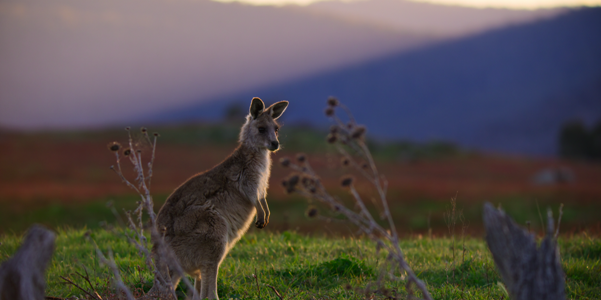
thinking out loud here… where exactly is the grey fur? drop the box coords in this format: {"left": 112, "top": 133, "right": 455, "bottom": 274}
{"left": 154, "top": 98, "right": 288, "bottom": 299}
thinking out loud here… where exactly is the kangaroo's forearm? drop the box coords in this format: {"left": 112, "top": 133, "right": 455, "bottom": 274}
{"left": 259, "top": 198, "right": 270, "bottom": 220}
{"left": 254, "top": 197, "right": 269, "bottom": 229}
{"left": 255, "top": 199, "right": 265, "bottom": 219}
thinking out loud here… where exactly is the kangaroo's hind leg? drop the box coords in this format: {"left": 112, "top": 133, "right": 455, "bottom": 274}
{"left": 194, "top": 276, "right": 201, "bottom": 299}
{"left": 198, "top": 224, "right": 228, "bottom": 299}
{"left": 183, "top": 207, "right": 228, "bottom": 299}
{"left": 199, "top": 258, "right": 225, "bottom": 299}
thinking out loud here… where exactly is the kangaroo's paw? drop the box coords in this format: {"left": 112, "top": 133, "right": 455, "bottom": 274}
{"left": 255, "top": 220, "right": 266, "bottom": 229}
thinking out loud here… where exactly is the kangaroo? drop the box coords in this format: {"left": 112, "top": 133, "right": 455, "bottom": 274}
{"left": 154, "top": 97, "right": 288, "bottom": 299}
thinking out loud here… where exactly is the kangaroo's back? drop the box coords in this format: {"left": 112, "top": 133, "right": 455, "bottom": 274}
{"left": 157, "top": 144, "right": 268, "bottom": 242}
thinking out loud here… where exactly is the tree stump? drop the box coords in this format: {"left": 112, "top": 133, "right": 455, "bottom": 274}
{"left": 483, "top": 202, "right": 565, "bottom": 300}
{"left": 0, "top": 225, "right": 56, "bottom": 300}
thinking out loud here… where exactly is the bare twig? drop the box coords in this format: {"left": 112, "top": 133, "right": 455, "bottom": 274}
{"left": 60, "top": 275, "right": 101, "bottom": 300}
{"left": 555, "top": 203, "right": 564, "bottom": 239}
{"left": 536, "top": 200, "right": 544, "bottom": 237}
{"left": 75, "top": 268, "right": 103, "bottom": 300}
{"left": 265, "top": 284, "right": 284, "bottom": 300}
{"left": 94, "top": 245, "right": 135, "bottom": 300}
{"left": 253, "top": 267, "right": 262, "bottom": 299}
{"left": 102, "top": 128, "right": 195, "bottom": 299}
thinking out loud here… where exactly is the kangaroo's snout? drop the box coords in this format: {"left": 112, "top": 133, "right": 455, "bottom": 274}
{"left": 269, "top": 141, "right": 279, "bottom": 151}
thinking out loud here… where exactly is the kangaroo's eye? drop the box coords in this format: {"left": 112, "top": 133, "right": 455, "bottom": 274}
{"left": 274, "top": 127, "right": 279, "bottom": 133}
{"left": 258, "top": 127, "right": 266, "bottom": 133}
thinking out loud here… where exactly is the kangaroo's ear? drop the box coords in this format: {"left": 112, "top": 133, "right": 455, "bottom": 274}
{"left": 269, "top": 101, "right": 289, "bottom": 120}
{"left": 249, "top": 97, "right": 265, "bottom": 119}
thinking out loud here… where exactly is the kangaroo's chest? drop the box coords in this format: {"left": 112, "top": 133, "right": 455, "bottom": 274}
{"left": 238, "top": 155, "right": 271, "bottom": 201}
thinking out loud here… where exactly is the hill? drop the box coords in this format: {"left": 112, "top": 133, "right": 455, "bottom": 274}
{"left": 0, "top": 0, "right": 430, "bottom": 129}
{"left": 303, "top": 0, "right": 563, "bottom": 36}
{"left": 0, "top": 0, "right": 565, "bottom": 130}
{"left": 158, "top": 7, "right": 601, "bottom": 155}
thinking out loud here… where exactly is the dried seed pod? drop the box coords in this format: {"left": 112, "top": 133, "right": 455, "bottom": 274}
{"left": 341, "top": 157, "right": 350, "bottom": 166}
{"left": 123, "top": 148, "right": 131, "bottom": 156}
{"left": 296, "top": 153, "right": 306, "bottom": 163}
{"left": 140, "top": 127, "right": 147, "bottom": 133}
{"left": 351, "top": 125, "right": 366, "bottom": 139}
{"left": 306, "top": 206, "right": 318, "bottom": 218}
{"left": 301, "top": 176, "right": 315, "bottom": 188}
{"left": 281, "top": 179, "right": 295, "bottom": 194}
{"left": 288, "top": 174, "right": 299, "bottom": 187}
{"left": 125, "top": 127, "right": 131, "bottom": 131}
{"left": 329, "top": 125, "right": 339, "bottom": 134}
{"left": 107, "top": 141, "right": 121, "bottom": 152}
{"left": 326, "top": 134, "right": 337, "bottom": 144}
{"left": 324, "top": 107, "right": 335, "bottom": 117}
{"left": 327, "top": 96, "right": 339, "bottom": 107}
{"left": 341, "top": 175, "right": 354, "bottom": 187}
{"left": 279, "top": 157, "right": 291, "bottom": 167}
{"left": 153, "top": 132, "right": 160, "bottom": 137}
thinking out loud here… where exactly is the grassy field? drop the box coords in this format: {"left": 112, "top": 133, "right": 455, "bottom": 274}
{"left": 1, "top": 124, "right": 600, "bottom": 299}
{"left": 0, "top": 228, "right": 599, "bottom": 299}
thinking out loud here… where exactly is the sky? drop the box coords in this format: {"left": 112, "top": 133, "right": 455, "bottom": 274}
{"left": 215, "top": 0, "right": 601, "bottom": 9}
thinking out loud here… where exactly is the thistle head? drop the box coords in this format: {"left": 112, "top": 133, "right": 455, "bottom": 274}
{"left": 306, "top": 206, "right": 319, "bottom": 218}
{"left": 107, "top": 142, "right": 121, "bottom": 152}
{"left": 327, "top": 97, "right": 339, "bottom": 107}
{"left": 340, "top": 175, "right": 354, "bottom": 187}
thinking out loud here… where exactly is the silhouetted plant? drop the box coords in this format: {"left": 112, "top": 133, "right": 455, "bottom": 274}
{"left": 280, "top": 97, "right": 433, "bottom": 300}
{"left": 71, "top": 127, "right": 194, "bottom": 299}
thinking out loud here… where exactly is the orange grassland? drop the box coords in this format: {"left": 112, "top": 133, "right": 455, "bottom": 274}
{"left": 1, "top": 129, "right": 600, "bottom": 236}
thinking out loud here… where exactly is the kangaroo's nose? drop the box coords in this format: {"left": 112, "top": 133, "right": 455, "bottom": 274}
{"left": 271, "top": 141, "right": 279, "bottom": 149}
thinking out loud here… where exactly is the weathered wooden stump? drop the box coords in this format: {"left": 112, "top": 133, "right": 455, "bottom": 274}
{"left": 0, "top": 225, "right": 56, "bottom": 300}
{"left": 483, "top": 202, "right": 565, "bottom": 300}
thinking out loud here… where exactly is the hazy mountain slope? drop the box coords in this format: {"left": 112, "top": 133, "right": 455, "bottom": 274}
{"left": 0, "top": 0, "right": 431, "bottom": 129}
{"left": 160, "top": 8, "right": 601, "bottom": 155}
{"left": 303, "top": 0, "right": 564, "bottom": 36}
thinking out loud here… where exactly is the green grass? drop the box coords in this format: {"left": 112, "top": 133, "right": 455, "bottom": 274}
{"left": 1, "top": 229, "right": 599, "bottom": 299}
{"left": 3, "top": 192, "right": 592, "bottom": 238}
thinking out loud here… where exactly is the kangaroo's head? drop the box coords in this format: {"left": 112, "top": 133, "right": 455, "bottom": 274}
{"left": 239, "top": 97, "right": 289, "bottom": 152}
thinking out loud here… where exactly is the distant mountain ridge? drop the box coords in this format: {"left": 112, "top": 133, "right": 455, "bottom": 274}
{"left": 303, "top": 0, "right": 563, "bottom": 36}
{"left": 156, "top": 7, "right": 601, "bottom": 156}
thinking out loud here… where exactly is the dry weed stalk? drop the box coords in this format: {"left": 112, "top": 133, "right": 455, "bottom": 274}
{"left": 281, "top": 98, "right": 433, "bottom": 300}
{"left": 442, "top": 195, "right": 466, "bottom": 285}
{"left": 98, "top": 127, "right": 194, "bottom": 299}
